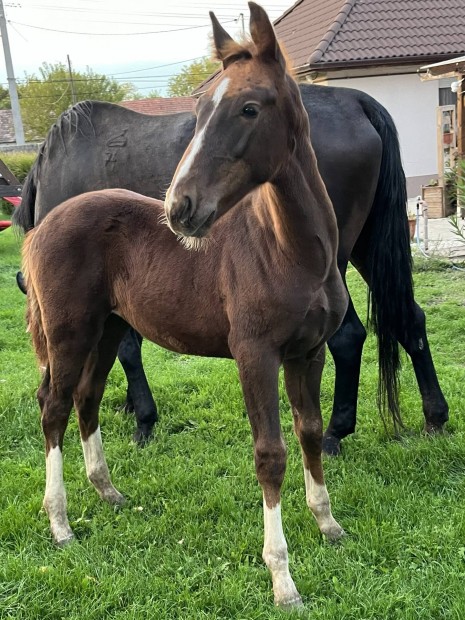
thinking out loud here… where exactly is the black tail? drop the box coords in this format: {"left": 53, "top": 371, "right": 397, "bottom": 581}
{"left": 12, "top": 150, "right": 41, "bottom": 233}
{"left": 16, "top": 271, "right": 27, "bottom": 294}
{"left": 360, "top": 96, "right": 415, "bottom": 431}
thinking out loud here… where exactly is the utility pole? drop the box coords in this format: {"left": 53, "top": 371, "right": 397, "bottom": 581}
{"left": 0, "top": 0, "right": 24, "bottom": 145}
{"left": 238, "top": 13, "right": 245, "bottom": 37}
{"left": 67, "top": 55, "right": 77, "bottom": 104}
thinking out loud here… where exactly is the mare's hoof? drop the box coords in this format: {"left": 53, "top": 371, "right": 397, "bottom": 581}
{"left": 133, "top": 428, "right": 154, "bottom": 446}
{"left": 424, "top": 422, "right": 445, "bottom": 435}
{"left": 121, "top": 401, "right": 135, "bottom": 414}
{"left": 322, "top": 434, "right": 341, "bottom": 457}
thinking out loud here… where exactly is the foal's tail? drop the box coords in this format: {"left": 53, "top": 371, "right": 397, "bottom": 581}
{"left": 359, "top": 96, "right": 415, "bottom": 431}
{"left": 22, "top": 233, "right": 48, "bottom": 367}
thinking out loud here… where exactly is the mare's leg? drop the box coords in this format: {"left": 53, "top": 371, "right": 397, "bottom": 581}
{"left": 398, "top": 303, "right": 449, "bottom": 432}
{"left": 75, "top": 315, "right": 129, "bottom": 504}
{"left": 233, "top": 344, "right": 301, "bottom": 608}
{"left": 117, "top": 328, "right": 158, "bottom": 444}
{"left": 323, "top": 297, "right": 367, "bottom": 456}
{"left": 284, "top": 350, "right": 344, "bottom": 539}
{"left": 352, "top": 241, "right": 449, "bottom": 435}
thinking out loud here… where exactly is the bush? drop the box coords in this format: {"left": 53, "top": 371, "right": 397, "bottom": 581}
{"left": 1, "top": 151, "right": 37, "bottom": 182}
{"left": 0, "top": 151, "right": 37, "bottom": 216}
{"left": 445, "top": 158, "right": 465, "bottom": 213}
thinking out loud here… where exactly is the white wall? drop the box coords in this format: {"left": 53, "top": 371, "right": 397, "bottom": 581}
{"left": 326, "top": 74, "right": 439, "bottom": 192}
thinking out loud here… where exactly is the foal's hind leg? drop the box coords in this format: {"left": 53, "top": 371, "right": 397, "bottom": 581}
{"left": 284, "top": 350, "right": 344, "bottom": 540}
{"left": 324, "top": 297, "right": 367, "bottom": 456}
{"left": 117, "top": 328, "right": 158, "bottom": 444}
{"left": 75, "top": 315, "right": 129, "bottom": 504}
{"left": 39, "top": 352, "right": 89, "bottom": 546}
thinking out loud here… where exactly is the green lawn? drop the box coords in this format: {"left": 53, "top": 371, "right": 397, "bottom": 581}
{"left": 1, "top": 227, "right": 465, "bottom": 619}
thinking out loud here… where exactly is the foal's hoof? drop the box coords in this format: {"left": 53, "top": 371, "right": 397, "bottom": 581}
{"left": 322, "top": 433, "right": 341, "bottom": 457}
{"left": 322, "top": 520, "right": 345, "bottom": 542}
{"left": 274, "top": 587, "right": 303, "bottom": 609}
{"left": 55, "top": 533, "right": 75, "bottom": 548}
{"left": 276, "top": 594, "right": 303, "bottom": 609}
{"left": 101, "top": 488, "right": 126, "bottom": 506}
{"left": 52, "top": 527, "right": 75, "bottom": 548}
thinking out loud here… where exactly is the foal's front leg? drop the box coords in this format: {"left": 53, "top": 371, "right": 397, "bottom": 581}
{"left": 234, "top": 346, "right": 302, "bottom": 608}
{"left": 284, "top": 351, "right": 344, "bottom": 540}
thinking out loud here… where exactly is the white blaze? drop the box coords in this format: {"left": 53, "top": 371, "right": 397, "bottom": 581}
{"left": 166, "top": 78, "right": 230, "bottom": 209}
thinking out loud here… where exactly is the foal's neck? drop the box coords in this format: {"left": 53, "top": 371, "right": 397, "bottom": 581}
{"left": 256, "top": 137, "right": 338, "bottom": 271}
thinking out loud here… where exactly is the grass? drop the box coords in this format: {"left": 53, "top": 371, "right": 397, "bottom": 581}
{"left": 1, "top": 227, "right": 465, "bottom": 619}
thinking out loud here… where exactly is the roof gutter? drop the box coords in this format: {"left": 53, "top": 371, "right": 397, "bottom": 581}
{"left": 307, "top": 53, "right": 464, "bottom": 73}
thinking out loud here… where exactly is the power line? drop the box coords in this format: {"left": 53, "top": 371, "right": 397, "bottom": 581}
{"left": 8, "top": 18, "right": 235, "bottom": 36}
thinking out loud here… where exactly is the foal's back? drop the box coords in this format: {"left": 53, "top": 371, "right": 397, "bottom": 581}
{"left": 26, "top": 187, "right": 340, "bottom": 360}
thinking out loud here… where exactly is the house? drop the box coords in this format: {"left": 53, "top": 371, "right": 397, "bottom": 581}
{"left": 0, "top": 110, "right": 15, "bottom": 145}
{"left": 119, "top": 96, "right": 196, "bottom": 116}
{"left": 271, "top": 0, "right": 465, "bottom": 201}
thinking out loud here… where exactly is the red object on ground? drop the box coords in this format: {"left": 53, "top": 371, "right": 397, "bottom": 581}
{"left": 0, "top": 196, "right": 21, "bottom": 231}
{"left": 4, "top": 196, "right": 21, "bottom": 207}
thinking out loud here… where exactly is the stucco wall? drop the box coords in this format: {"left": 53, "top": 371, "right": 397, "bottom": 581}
{"left": 323, "top": 74, "right": 439, "bottom": 198}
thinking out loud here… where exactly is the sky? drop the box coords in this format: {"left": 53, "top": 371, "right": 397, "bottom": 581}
{"left": 0, "top": 0, "right": 292, "bottom": 96}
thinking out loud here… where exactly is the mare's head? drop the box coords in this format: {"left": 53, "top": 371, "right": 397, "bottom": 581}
{"left": 164, "top": 1, "right": 308, "bottom": 241}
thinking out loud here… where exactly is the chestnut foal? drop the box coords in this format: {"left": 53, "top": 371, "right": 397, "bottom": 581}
{"left": 23, "top": 3, "right": 347, "bottom": 606}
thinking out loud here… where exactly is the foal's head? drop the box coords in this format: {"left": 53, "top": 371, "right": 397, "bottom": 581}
{"left": 164, "top": 1, "right": 308, "bottom": 240}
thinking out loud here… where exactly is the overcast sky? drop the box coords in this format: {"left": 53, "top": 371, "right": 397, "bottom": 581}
{"left": 0, "top": 0, "right": 292, "bottom": 95}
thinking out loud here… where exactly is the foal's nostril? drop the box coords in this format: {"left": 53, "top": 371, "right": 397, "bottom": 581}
{"left": 178, "top": 195, "right": 193, "bottom": 226}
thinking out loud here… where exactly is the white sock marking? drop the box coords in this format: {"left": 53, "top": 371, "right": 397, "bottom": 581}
{"left": 44, "top": 445, "right": 73, "bottom": 544}
{"left": 81, "top": 426, "right": 106, "bottom": 480}
{"left": 262, "top": 498, "right": 301, "bottom": 606}
{"left": 304, "top": 468, "right": 343, "bottom": 538}
{"left": 81, "top": 426, "right": 123, "bottom": 504}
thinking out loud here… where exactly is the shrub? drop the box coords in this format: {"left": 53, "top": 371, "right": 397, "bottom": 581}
{"left": 0, "top": 151, "right": 37, "bottom": 216}
{"left": 1, "top": 151, "right": 37, "bottom": 182}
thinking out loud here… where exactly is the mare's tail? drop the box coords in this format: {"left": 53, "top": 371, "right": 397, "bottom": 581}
{"left": 359, "top": 96, "right": 415, "bottom": 430}
{"left": 22, "top": 233, "right": 48, "bottom": 367}
{"left": 12, "top": 150, "right": 41, "bottom": 233}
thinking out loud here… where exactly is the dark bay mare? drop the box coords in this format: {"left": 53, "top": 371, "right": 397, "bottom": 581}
{"left": 23, "top": 4, "right": 348, "bottom": 606}
{"left": 14, "top": 37, "right": 448, "bottom": 456}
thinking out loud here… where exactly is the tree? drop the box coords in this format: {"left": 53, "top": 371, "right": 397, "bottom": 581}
{"left": 167, "top": 57, "right": 220, "bottom": 97}
{"left": 147, "top": 89, "right": 163, "bottom": 99}
{"left": 0, "top": 85, "right": 11, "bottom": 109}
{"left": 18, "top": 62, "right": 135, "bottom": 140}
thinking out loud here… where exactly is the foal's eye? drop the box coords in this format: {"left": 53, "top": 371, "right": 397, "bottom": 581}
{"left": 241, "top": 104, "right": 259, "bottom": 118}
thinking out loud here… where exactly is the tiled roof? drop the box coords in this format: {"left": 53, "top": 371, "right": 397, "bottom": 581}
{"left": 274, "top": 0, "right": 465, "bottom": 71}
{"left": 119, "top": 97, "right": 196, "bottom": 115}
{"left": 0, "top": 110, "right": 15, "bottom": 143}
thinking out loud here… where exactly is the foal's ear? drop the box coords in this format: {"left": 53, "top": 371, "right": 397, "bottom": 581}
{"left": 209, "top": 11, "right": 234, "bottom": 64}
{"left": 248, "top": 2, "right": 286, "bottom": 73}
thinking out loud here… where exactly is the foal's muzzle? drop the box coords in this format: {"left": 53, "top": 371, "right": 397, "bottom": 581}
{"left": 165, "top": 192, "right": 216, "bottom": 238}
